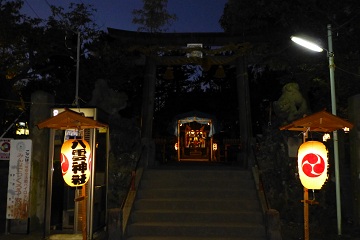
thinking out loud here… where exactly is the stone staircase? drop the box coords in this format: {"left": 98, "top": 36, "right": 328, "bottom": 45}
{"left": 124, "top": 163, "right": 267, "bottom": 240}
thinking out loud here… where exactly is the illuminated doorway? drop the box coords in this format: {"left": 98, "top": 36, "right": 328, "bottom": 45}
{"left": 171, "top": 111, "right": 217, "bottom": 161}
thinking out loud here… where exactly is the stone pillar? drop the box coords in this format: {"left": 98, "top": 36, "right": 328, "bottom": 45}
{"left": 29, "top": 91, "right": 54, "bottom": 232}
{"left": 236, "top": 56, "right": 253, "bottom": 167}
{"left": 348, "top": 94, "right": 360, "bottom": 226}
{"left": 266, "top": 209, "right": 282, "bottom": 240}
{"left": 107, "top": 208, "right": 123, "bottom": 240}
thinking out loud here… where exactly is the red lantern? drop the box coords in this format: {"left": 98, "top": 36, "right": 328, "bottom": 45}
{"left": 60, "top": 138, "right": 91, "bottom": 187}
{"left": 297, "top": 141, "right": 328, "bottom": 189}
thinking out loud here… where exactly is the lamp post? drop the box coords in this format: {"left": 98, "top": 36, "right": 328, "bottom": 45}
{"left": 75, "top": 31, "right": 81, "bottom": 108}
{"left": 291, "top": 24, "right": 341, "bottom": 235}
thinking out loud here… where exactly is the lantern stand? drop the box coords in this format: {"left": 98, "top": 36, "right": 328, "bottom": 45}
{"left": 300, "top": 129, "right": 320, "bottom": 240}
{"left": 37, "top": 109, "right": 109, "bottom": 239}
{"left": 302, "top": 188, "right": 320, "bottom": 240}
{"left": 67, "top": 133, "right": 88, "bottom": 240}
{"left": 279, "top": 110, "right": 353, "bottom": 240}
{"left": 74, "top": 186, "right": 87, "bottom": 240}
{"left": 75, "top": 133, "right": 87, "bottom": 240}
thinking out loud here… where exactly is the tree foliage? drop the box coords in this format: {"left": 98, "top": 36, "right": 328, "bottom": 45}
{"left": 0, "top": 0, "right": 105, "bottom": 137}
{"left": 220, "top": 0, "right": 360, "bottom": 36}
{"left": 220, "top": 1, "right": 360, "bottom": 236}
{"left": 220, "top": 0, "right": 360, "bottom": 117}
{"left": 36, "top": 2, "right": 102, "bottom": 105}
{"left": 132, "top": 0, "right": 177, "bottom": 33}
{"left": 0, "top": 0, "right": 42, "bottom": 135}
{"left": 0, "top": 0, "right": 153, "bottom": 138}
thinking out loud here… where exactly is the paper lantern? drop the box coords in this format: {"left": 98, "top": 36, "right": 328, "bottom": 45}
{"left": 297, "top": 141, "right": 328, "bottom": 189}
{"left": 213, "top": 143, "right": 218, "bottom": 151}
{"left": 61, "top": 138, "right": 91, "bottom": 187}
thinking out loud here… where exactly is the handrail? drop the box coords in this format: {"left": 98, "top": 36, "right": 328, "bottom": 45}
{"left": 251, "top": 146, "right": 282, "bottom": 240}
{"left": 252, "top": 165, "right": 270, "bottom": 214}
{"left": 252, "top": 146, "right": 271, "bottom": 212}
{"left": 119, "top": 145, "right": 147, "bottom": 236}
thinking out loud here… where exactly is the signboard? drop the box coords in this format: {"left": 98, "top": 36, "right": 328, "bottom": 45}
{"left": 6, "top": 139, "right": 32, "bottom": 219}
{"left": 64, "top": 129, "right": 79, "bottom": 141}
{"left": 0, "top": 138, "right": 12, "bottom": 160}
{"left": 187, "top": 43, "right": 203, "bottom": 58}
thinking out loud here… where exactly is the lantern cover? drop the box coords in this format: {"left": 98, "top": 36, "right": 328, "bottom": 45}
{"left": 61, "top": 139, "right": 91, "bottom": 187}
{"left": 297, "top": 141, "right": 328, "bottom": 189}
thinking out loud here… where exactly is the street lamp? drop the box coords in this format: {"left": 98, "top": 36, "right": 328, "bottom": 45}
{"left": 291, "top": 24, "right": 342, "bottom": 236}
{"left": 290, "top": 36, "right": 324, "bottom": 53}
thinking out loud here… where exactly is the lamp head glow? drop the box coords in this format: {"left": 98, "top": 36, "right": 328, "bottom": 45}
{"left": 291, "top": 36, "right": 324, "bottom": 53}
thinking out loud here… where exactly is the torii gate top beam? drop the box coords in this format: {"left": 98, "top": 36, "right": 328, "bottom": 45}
{"left": 108, "top": 28, "right": 254, "bottom": 66}
{"left": 108, "top": 28, "right": 255, "bottom": 47}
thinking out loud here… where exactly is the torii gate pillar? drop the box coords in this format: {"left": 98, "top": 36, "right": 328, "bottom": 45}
{"left": 236, "top": 56, "right": 253, "bottom": 167}
{"left": 141, "top": 56, "right": 156, "bottom": 166}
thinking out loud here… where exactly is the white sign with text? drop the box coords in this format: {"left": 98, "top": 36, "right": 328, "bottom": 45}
{"left": 6, "top": 139, "right": 32, "bottom": 219}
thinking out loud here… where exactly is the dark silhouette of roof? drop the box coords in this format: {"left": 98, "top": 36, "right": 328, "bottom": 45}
{"left": 280, "top": 110, "right": 353, "bottom": 132}
{"left": 37, "top": 108, "right": 108, "bottom": 130}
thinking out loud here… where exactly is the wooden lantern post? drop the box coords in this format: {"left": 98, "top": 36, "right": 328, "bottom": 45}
{"left": 279, "top": 110, "right": 353, "bottom": 240}
{"left": 37, "top": 108, "right": 108, "bottom": 240}
{"left": 61, "top": 137, "right": 91, "bottom": 240}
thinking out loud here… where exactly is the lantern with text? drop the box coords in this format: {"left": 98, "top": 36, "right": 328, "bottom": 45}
{"left": 297, "top": 141, "right": 328, "bottom": 189}
{"left": 61, "top": 138, "right": 91, "bottom": 187}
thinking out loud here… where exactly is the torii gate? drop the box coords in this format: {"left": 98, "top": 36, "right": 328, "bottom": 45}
{"left": 108, "top": 28, "right": 254, "bottom": 165}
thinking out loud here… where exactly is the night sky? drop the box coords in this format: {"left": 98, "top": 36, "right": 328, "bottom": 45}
{"left": 21, "top": 0, "right": 227, "bottom": 32}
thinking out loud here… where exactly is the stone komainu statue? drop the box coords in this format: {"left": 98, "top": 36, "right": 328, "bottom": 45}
{"left": 273, "top": 82, "right": 309, "bottom": 123}
{"left": 88, "top": 79, "right": 128, "bottom": 115}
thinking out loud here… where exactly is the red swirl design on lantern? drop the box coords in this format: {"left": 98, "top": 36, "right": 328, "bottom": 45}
{"left": 301, "top": 153, "right": 325, "bottom": 177}
{"left": 60, "top": 153, "right": 69, "bottom": 175}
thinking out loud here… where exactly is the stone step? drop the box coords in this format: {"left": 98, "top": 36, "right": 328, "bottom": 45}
{"left": 130, "top": 210, "right": 264, "bottom": 224}
{"left": 124, "top": 166, "right": 266, "bottom": 239}
{"left": 142, "top": 169, "right": 253, "bottom": 181}
{"left": 133, "top": 198, "right": 261, "bottom": 212}
{"left": 136, "top": 188, "right": 258, "bottom": 199}
{"left": 127, "top": 237, "right": 264, "bottom": 240}
{"left": 126, "top": 222, "right": 266, "bottom": 238}
{"left": 140, "top": 169, "right": 255, "bottom": 189}
{"left": 139, "top": 179, "right": 255, "bottom": 189}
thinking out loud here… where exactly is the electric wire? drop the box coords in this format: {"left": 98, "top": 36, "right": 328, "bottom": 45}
{"left": 336, "top": 66, "right": 360, "bottom": 78}
{"left": 0, "top": 98, "right": 74, "bottom": 107}
{"left": 24, "top": 0, "right": 41, "bottom": 18}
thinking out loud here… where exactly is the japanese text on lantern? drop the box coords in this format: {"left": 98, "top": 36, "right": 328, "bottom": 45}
{"left": 61, "top": 139, "right": 91, "bottom": 187}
